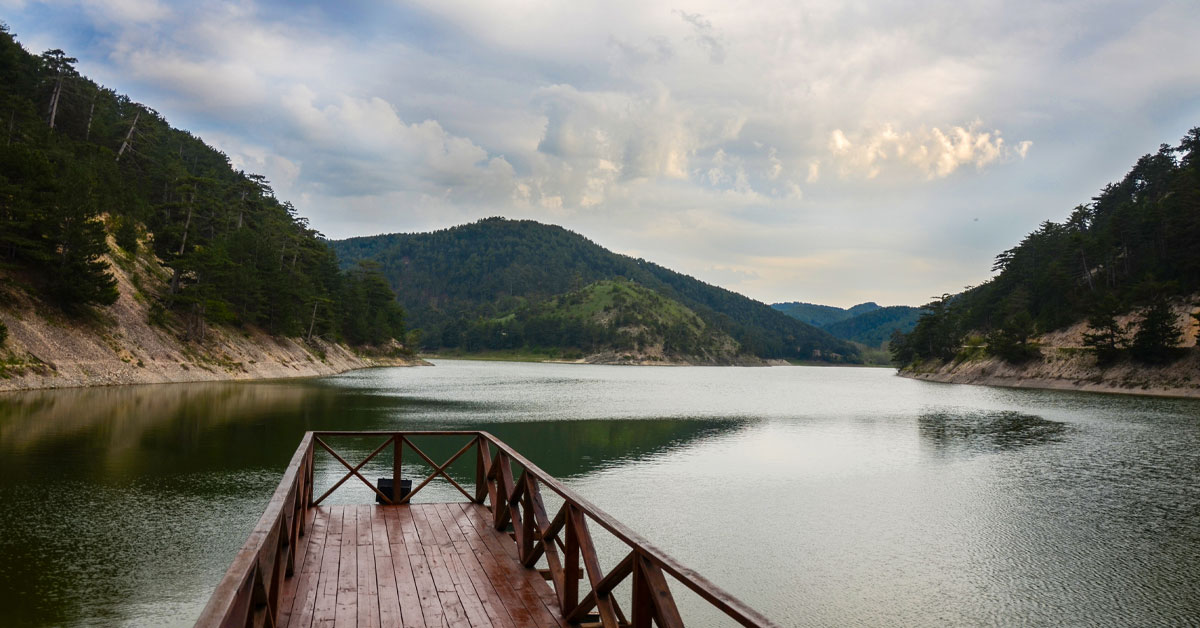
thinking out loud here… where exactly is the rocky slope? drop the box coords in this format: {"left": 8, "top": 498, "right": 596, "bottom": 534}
{"left": 899, "top": 301, "right": 1200, "bottom": 398}
{"left": 0, "top": 243, "right": 424, "bottom": 392}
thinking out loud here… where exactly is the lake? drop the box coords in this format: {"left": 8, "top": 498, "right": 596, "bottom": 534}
{"left": 1, "top": 360, "right": 1198, "bottom": 626}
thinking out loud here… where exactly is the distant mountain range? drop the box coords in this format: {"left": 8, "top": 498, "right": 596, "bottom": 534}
{"left": 771, "top": 301, "right": 921, "bottom": 347}
{"left": 331, "top": 218, "right": 861, "bottom": 363}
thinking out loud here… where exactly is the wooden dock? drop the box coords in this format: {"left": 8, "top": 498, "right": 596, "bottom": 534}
{"left": 196, "top": 431, "right": 778, "bottom": 628}
{"left": 277, "top": 503, "right": 565, "bottom": 628}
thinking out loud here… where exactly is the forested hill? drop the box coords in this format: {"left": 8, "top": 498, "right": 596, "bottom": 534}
{"left": 332, "top": 219, "right": 860, "bottom": 362}
{"left": 771, "top": 300, "right": 921, "bottom": 347}
{"left": 0, "top": 27, "right": 404, "bottom": 346}
{"left": 771, "top": 301, "right": 881, "bottom": 327}
{"left": 822, "top": 306, "right": 923, "bottom": 347}
{"left": 892, "top": 127, "right": 1200, "bottom": 368}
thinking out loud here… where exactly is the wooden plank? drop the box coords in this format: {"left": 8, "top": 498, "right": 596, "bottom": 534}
{"left": 412, "top": 503, "right": 454, "bottom": 550}
{"left": 407, "top": 545, "right": 445, "bottom": 625}
{"left": 371, "top": 507, "right": 404, "bottom": 628}
{"left": 431, "top": 504, "right": 518, "bottom": 628}
{"left": 382, "top": 503, "right": 407, "bottom": 555}
{"left": 312, "top": 505, "right": 345, "bottom": 627}
{"left": 383, "top": 508, "right": 425, "bottom": 628}
{"left": 455, "top": 533, "right": 538, "bottom": 627}
{"left": 282, "top": 505, "right": 331, "bottom": 628}
{"left": 454, "top": 580, "right": 496, "bottom": 628}
{"left": 451, "top": 503, "right": 567, "bottom": 628}
{"left": 437, "top": 588, "right": 472, "bottom": 628}
{"left": 423, "top": 544, "right": 458, "bottom": 593}
{"left": 278, "top": 501, "right": 317, "bottom": 626}
{"left": 432, "top": 502, "right": 468, "bottom": 545}
{"left": 334, "top": 505, "right": 358, "bottom": 627}
{"left": 396, "top": 504, "right": 423, "bottom": 553}
{"left": 390, "top": 543, "right": 427, "bottom": 627}
{"left": 357, "top": 506, "right": 381, "bottom": 628}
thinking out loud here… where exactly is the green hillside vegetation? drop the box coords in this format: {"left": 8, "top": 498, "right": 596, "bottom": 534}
{"left": 772, "top": 300, "right": 919, "bottom": 347}
{"left": 442, "top": 279, "right": 744, "bottom": 362}
{"left": 824, "top": 306, "right": 923, "bottom": 347}
{"left": 771, "top": 302, "right": 858, "bottom": 326}
{"left": 892, "top": 127, "right": 1200, "bottom": 367}
{"left": 772, "top": 301, "right": 883, "bottom": 327}
{"left": 332, "top": 218, "right": 859, "bottom": 363}
{"left": 0, "top": 27, "right": 404, "bottom": 346}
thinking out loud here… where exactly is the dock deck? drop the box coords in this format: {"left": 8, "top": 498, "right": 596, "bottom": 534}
{"left": 197, "top": 431, "right": 777, "bottom": 628}
{"left": 280, "top": 503, "right": 563, "bottom": 628}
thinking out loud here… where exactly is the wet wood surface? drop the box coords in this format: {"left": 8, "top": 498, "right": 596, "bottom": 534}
{"left": 278, "top": 502, "right": 565, "bottom": 628}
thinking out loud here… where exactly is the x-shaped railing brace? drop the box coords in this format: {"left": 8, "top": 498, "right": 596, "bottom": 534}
{"left": 311, "top": 435, "right": 477, "bottom": 506}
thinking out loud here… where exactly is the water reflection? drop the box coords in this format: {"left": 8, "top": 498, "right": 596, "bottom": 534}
{"left": 2, "top": 362, "right": 1199, "bottom": 627}
{"left": 0, "top": 376, "right": 747, "bottom": 627}
{"left": 918, "top": 409, "right": 1067, "bottom": 454}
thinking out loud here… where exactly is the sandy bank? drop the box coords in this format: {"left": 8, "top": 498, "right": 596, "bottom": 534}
{"left": 0, "top": 246, "right": 426, "bottom": 393}
{"left": 898, "top": 302, "right": 1200, "bottom": 399}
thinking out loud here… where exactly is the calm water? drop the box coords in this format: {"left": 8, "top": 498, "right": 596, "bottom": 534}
{"left": 1, "top": 361, "right": 1198, "bottom": 627}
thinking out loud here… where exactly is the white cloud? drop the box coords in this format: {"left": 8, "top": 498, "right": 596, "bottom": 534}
{"left": 827, "top": 122, "right": 1031, "bottom": 180}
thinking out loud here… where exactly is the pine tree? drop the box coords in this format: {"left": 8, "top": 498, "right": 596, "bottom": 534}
{"left": 1130, "top": 298, "right": 1183, "bottom": 364}
{"left": 1081, "top": 296, "right": 1128, "bottom": 365}
{"left": 43, "top": 156, "right": 118, "bottom": 309}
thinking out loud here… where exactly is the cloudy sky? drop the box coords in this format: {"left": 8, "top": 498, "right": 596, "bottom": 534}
{"left": 4, "top": 0, "right": 1199, "bottom": 307}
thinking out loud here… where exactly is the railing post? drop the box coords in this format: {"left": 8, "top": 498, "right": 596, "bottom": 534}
{"left": 306, "top": 437, "right": 315, "bottom": 507}
{"left": 632, "top": 550, "right": 655, "bottom": 628}
{"left": 297, "top": 445, "right": 308, "bottom": 539}
{"left": 521, "top": 477, "right": 535, "bottom": 560}
{"left": 474, "top": 435, "right": 490, "bottom": 504}
{"left": 564, "top": 506, "right": 579, "bottom": 614}
{"left": 392, "top": 434, "right": 403, "bottom": 505}
{"left": 493, "top": 451, "right": 511, "bottom": 530}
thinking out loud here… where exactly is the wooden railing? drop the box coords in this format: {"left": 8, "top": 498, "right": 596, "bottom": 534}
{"left": 196, "top": 431, "right": 778, "bottom": 628}
{"left": 195, "top": 432, "right": 314, "bottom": 628}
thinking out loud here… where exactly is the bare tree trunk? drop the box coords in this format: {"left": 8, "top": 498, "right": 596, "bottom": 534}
{"left": 237, "top": 190, "right": 246, "bottom": 230}
{"left": 116, "top": 111, "right": 140, "bottom": 161}
{"left": 187, "top": 302, "right": 206, "bottom": 343}
{"left": 307, "top": 302, "right": 319, "bottom": 341}
{"left": 84, "top": 93, "right": 96, "bottom": 141}
{"left": 6, "top": 110, "right": 13, "bottom": 146}
{"left": 178, "top": 191, "right": 195, "bottom": 256}
{"left": 1080, "top": 252, "right": 1094, "bottom": 292}
{"left": 47, "top": 75, "right": 63, "bottom": 129}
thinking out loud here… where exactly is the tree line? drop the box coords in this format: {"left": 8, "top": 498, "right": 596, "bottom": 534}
{"left": 0, "top": 26, "right": 404, "bottom": 346}
{"left": 891, "top": 128, "right": 1200, "bottom": 367}
{"left": 438, "top": 279, "right": 733, "bottom": 359}
{"left": 332, "top": 218, "right": 861, "bottom": 362}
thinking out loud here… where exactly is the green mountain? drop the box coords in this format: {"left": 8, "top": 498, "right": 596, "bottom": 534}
{"left": 772, "top": 302, "right": 854, "bottom": 326}
{"left": 772, "top": 300, "right": 918, "bottom": 347}
{"left": 468, "top": 278, "right": 746, "bottom": 364}
{"left": 771, "top": 301, "right": 882, "bottom": 326}
{"left": 0, "top": 27, "right": 404, "bottom": 346}
{"left": 331, "top": 219, "right": 860, "bottom": 363}
{"left": 823, "top": 306, "right": 923, "bottom": 346}
{"left": 892, "top": 127, "right": 1200, "bottom": 367}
